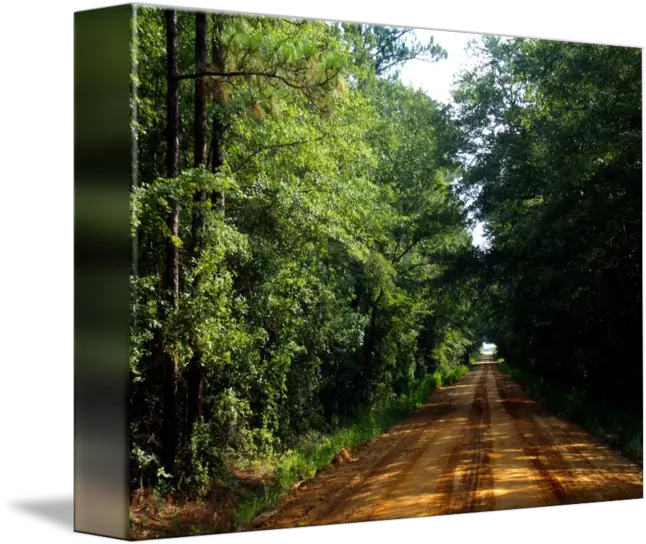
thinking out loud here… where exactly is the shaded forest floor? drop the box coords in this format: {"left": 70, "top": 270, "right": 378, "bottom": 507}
{"left": 129, "top": 365, "right": 469, "bottom": 539}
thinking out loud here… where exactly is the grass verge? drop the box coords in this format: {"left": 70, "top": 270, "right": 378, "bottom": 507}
{"left": 497, "top": 360, "right": 642, "bottom": 465}
{"left": 233, "top": 364, "right": 470, "bottom": 527}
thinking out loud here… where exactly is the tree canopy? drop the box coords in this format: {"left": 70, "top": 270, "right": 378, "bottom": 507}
{"left": 453, "top": 36, "right": 642, "bottom": 411}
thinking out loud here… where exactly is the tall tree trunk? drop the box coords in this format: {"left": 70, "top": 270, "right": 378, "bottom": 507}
{"left": 210, "top": 13, "right": 226, "bottom": 214}
{"left": 160, "top": 8, "right": 180, "bottom": 477}
{"left": 360, "top": 289, "right": 383, "bottom": 406}
{"left": 193, "top": 12, "right": 207, "bottom": 169}
{"left": 186, "top": 11, "right": 207, "bottom": 439}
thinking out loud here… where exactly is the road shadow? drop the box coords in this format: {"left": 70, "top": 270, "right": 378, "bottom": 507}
{"left": 12, "top": 497, "right": 73, "bottom": 529}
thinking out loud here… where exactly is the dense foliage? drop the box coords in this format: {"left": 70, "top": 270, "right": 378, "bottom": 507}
{"left": 129, "top": 10, "right": 642, "bottom": 499}
{"left": 129, "top": 8, "right": 481, "bottom": 494}
{"left": 453, "top": 38, "right": 642, "bottom": 415}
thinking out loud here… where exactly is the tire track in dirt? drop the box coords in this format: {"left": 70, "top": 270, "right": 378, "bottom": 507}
{"left": 496, "top": 370, "right": 586, "bottom": 504}
{"left": 254, "top": 373, "right": 471, "bottom": 530}
{"left": 328, "top": 373, "right": 481, "bottom": 524}
{"left": 435, "top": 363, "right": 495, "bottom": 515}
{"left": 307, "top": 384, "right": 462, "bottom": 526}
{"left": 251, "top": 362, "right": 642, "bottom": 534}
{"left": 540, "top": 418, "right": 643, "bottom": 500}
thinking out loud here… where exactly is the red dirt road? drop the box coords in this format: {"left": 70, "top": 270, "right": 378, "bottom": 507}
{"left": 251, "top": 362, "right": 643, "bottom": 531}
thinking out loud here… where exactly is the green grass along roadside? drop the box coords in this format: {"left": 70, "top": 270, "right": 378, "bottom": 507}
{"left": 497, "top": 359, "right": 643, "bottom": 466}
{"left": 232, "top": 363, "right": 471, "bottom": 527}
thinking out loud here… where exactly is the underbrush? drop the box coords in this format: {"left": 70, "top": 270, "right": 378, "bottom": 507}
{"left": 498, "top": 361, "right": 643, "bottom": 464}
{"left": 232, "top": 364, "right": 470, "bottom": 526}
{"left": 130, "top": 363, "right": 471, "bottom": 538}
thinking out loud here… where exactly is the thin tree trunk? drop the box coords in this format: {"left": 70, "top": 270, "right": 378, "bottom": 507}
{"left": 186, "top": 11, "right": 208, "bottom": 439}
{"left": 160, "top": 8, "right": 180, "bottom": 477}
{"left": 210, "top": 12, "right": 226, "bottom": 214}
{"left": 194, "top": 12, "right": 207, "bottom": 169}
{"left": 361, "top": 288, "right": 383, "bottom": 406}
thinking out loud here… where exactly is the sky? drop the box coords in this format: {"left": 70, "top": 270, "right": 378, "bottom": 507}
{"left": 399, "top": 29, "right": 480, "bottom": 104}
{"left": 398, "top": 29, "right": 487, "bottom": 249}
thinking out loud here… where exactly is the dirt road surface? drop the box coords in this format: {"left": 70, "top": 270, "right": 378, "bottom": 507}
{"left": 251, "top": 362, "right": 643, "bottom": 531}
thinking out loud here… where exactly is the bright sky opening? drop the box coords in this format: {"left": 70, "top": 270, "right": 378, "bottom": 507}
{"left": 399, "top": 29, "right": 487, "bottom": 249}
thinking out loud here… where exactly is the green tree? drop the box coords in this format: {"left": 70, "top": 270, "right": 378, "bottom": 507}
{"left": 129, "top": 7, "right": 482, "bottom": 495}
{"left": 454, "top": 37, "right": 641, "bottom": 410}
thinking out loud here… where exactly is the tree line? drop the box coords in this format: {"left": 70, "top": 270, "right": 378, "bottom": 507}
{"left": 454, "top": 37, "right": 642, "bottom": 417}
{"left": 129, "top": 8, "right": 482, "bottom": 494}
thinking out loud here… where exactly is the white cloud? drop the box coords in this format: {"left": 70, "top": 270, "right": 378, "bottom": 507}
{"left": 399, "top": 29, "right": 480, "bottom": 104}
